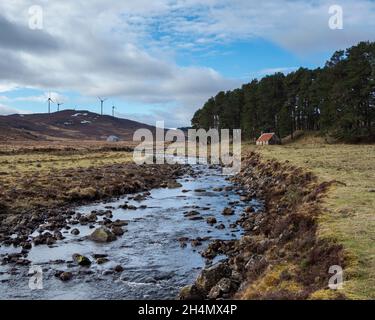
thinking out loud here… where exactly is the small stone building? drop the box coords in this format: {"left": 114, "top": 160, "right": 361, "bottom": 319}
{"left": 106, "top": 135, "right": 120, "bottom": 142}
{"left": 256, "top": 133, "right": 281, "bottom": 146}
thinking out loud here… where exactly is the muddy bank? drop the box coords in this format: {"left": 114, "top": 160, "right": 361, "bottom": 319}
{"left": 0, "top": 162, "right": 190, "bottom": 249}
{"left": 181, "top": 152, "right": 346, "bottom": 300}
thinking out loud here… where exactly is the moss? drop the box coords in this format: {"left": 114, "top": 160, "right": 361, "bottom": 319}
{"left": 240, "top": 264, "right": 304, "bottom": 299}
{"left": 309, "top": 289, "right": 344, "bottom": 300}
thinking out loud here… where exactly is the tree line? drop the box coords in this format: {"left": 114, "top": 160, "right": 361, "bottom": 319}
{"left": 191, "top": 42, "right": 375, "bottom": 142}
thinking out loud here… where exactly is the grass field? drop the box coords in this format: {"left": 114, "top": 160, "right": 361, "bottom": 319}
{"left": 244, "top": 135, "right": 375, "bottom": 299}
{"left": 0, "top": 141, "right": 135, "bottom": 212}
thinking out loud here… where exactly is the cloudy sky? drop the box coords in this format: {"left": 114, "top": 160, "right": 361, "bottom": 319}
{"left": 0, "top": 0, "right": 374, "bottom": 127}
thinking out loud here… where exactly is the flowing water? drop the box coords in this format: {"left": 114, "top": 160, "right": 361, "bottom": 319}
{"left": 0, "top": 163, "right": 261, "bottom": 300}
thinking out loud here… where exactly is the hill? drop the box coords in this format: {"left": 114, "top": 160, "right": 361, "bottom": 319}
{"left": 0, "top": 110, "right": 155, "bottom": 141}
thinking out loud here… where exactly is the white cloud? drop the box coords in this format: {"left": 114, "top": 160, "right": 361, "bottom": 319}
{"left": 0, "top": 103, "right": 30, "bottom": 115}
{"left": 13, "top": 92, "right": 66, "bottom": 103}
{"left": 0, "top": 83, "right": 19, "bottom": 93}
{"left": 0, "top": 0, "right": 373, "bottom": 126}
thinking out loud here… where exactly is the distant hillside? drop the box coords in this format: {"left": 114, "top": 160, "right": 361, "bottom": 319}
{"left": 0, "top": 110, "right": 155, "bottom": 141}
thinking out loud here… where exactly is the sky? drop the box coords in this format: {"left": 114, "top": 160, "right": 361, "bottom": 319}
{"left": 0, "top": 0, "right": 374, "bottom": 128}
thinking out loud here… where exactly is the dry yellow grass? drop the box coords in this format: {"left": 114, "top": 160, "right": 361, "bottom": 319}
{"left": 0, "top": 142, "right": 134, "bottom": 211}
{"left": 244, "top": 136, "right": 375, "bottom": 299}
{"left": 0, "top": 140, "right": 135, "bottom": 173}
{"left": 0, "top": 150, "right": 133, "bottom": 173}
{"left": 240, "top": 264, "right": 305, "bottom": 299}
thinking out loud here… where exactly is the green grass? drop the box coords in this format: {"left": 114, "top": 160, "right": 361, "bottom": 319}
{"left": 243, "top": 137, "right": 375, "bottom": 299}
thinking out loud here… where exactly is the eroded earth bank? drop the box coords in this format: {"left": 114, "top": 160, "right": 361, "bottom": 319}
{"left": 181, "top": 152, "right": 346, "bottom": 300}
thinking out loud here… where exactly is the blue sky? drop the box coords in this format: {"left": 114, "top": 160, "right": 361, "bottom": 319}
{"left": 175, "top": 39, "right": 331, "bottom": 79}
{"left": 0, "top": 0, "right": 374, "bottom": 127}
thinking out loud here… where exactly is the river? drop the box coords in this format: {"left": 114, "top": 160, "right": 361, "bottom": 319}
{"left": 0, "top": 163, "right": 261, "bottom": 300}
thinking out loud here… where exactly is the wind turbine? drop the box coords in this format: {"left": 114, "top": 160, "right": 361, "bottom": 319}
{"left": 47, "top": 93, "right": 54, "bottom": 114}
{"left": 57, "top": 102, "right": 64, "bottom": 112}
{"left": 112, "top": 105, "right": 116, "bottom": 117}
{"left": 98, "top": 97, "right": 107, "bottom": 115}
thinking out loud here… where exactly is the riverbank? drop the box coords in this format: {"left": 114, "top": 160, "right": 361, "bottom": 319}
{"left": 181, "top": 151, "right": 348, "bottom": 300}
{"left": 244, "top": 140, "right": 375, "bottom": 300}
{"left": 0, "top": 144, "right": 189, "bottom": 250}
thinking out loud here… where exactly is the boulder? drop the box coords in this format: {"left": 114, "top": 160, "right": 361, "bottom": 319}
{"left": 112, "top": 220, "right": 129, "bottom": 227}
{"left": 60, "top": 272, "right": 73, "bottom": 282}
{"left": 185, "top": 211, "right": 200, "bottom": 217}
{"left": 120, "top": 204, "right": 137, "bottom": 210}
{"left": 222, "top": 207, "right": 234, "bottom": 216}
{"left": 72, "top": 254, "right": 91, "bottom": 266}
{"left": 206, "top": 217, "right": 217, "bottom": 225}
{"left": 191, "top": 239, "right": 202, "bottom": 247}
{"left": 71, "top": 228, "right": 80, "bottom": 235}
{"left": 92, "top": 253, "right": 108, "bottom": 259}
{"left": 89, "top": 227, "right": 116, "bottom": 243}
{"left": 189, "top": 216, "right": 204, "bottom": 221}
{"left": 22, "top": 242, "right": 32, "bottom": 250}
{"left": 195, "top": 262, "right": 231, "bottom": 293}
{"left": 179, "top": 285, "right": 205, "bottom": 300}
{"left": 111, "top": 226, "right": 124, "bottom": 236}
{"left": 167, "top": 181, "right": 183, "bottom": 189}
{"left": 245, "top": 206, "right": 255, "bottom": 213}
{"left": 114, "top": 265, "right": 124, "bottom": 273}
{"left": 208, "top": 278, "right": 233, "bottom": 299}
{"left": 96, "top": 257, "right": 109, "bottom": 265}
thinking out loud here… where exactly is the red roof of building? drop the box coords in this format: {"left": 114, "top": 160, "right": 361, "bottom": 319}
{"left": 257, "top": 133, "right": 276, "bottom": 142}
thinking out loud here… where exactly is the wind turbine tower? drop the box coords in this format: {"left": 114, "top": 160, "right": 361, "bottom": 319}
{"left": 112, "top": 105, "right": 116, "bottom": 117}
{"left": 47, "top": 94, "right": 54, "bottom": 114}
{"left": 57, "top": 102, "right": 64, "bottom": 112}
{"left": 98, "top": 97, "right": 107, "bottom": 115}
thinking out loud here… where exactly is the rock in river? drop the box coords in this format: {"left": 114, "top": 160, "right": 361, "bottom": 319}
{"left": 111, "top": 226, "right": 125, "bottom": 236}
{"left": 60, "top": 272, "right": 73, "bottom": 282}
{"left": 96, "top": 257, "right": 109, "bottom": 265}
{"left": 71, "top": 228, "right": 80, "bottom": 235}
{"left": 114, "top": 265, "right": 124, "bottom": 273}
{"left": 222, "top": 207, "right": 234, "bottom": 216}
{"left": 89, "top": 227, "right": 117, "bottom": 243}
{"left": 167, "top": 181, "right": 183, "bottom": 189}
{"left": 72, "top": 254, "right": 91, "bottom": 266}
{"left": 206, "top": 217, "right": 217, "bottom": 225}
